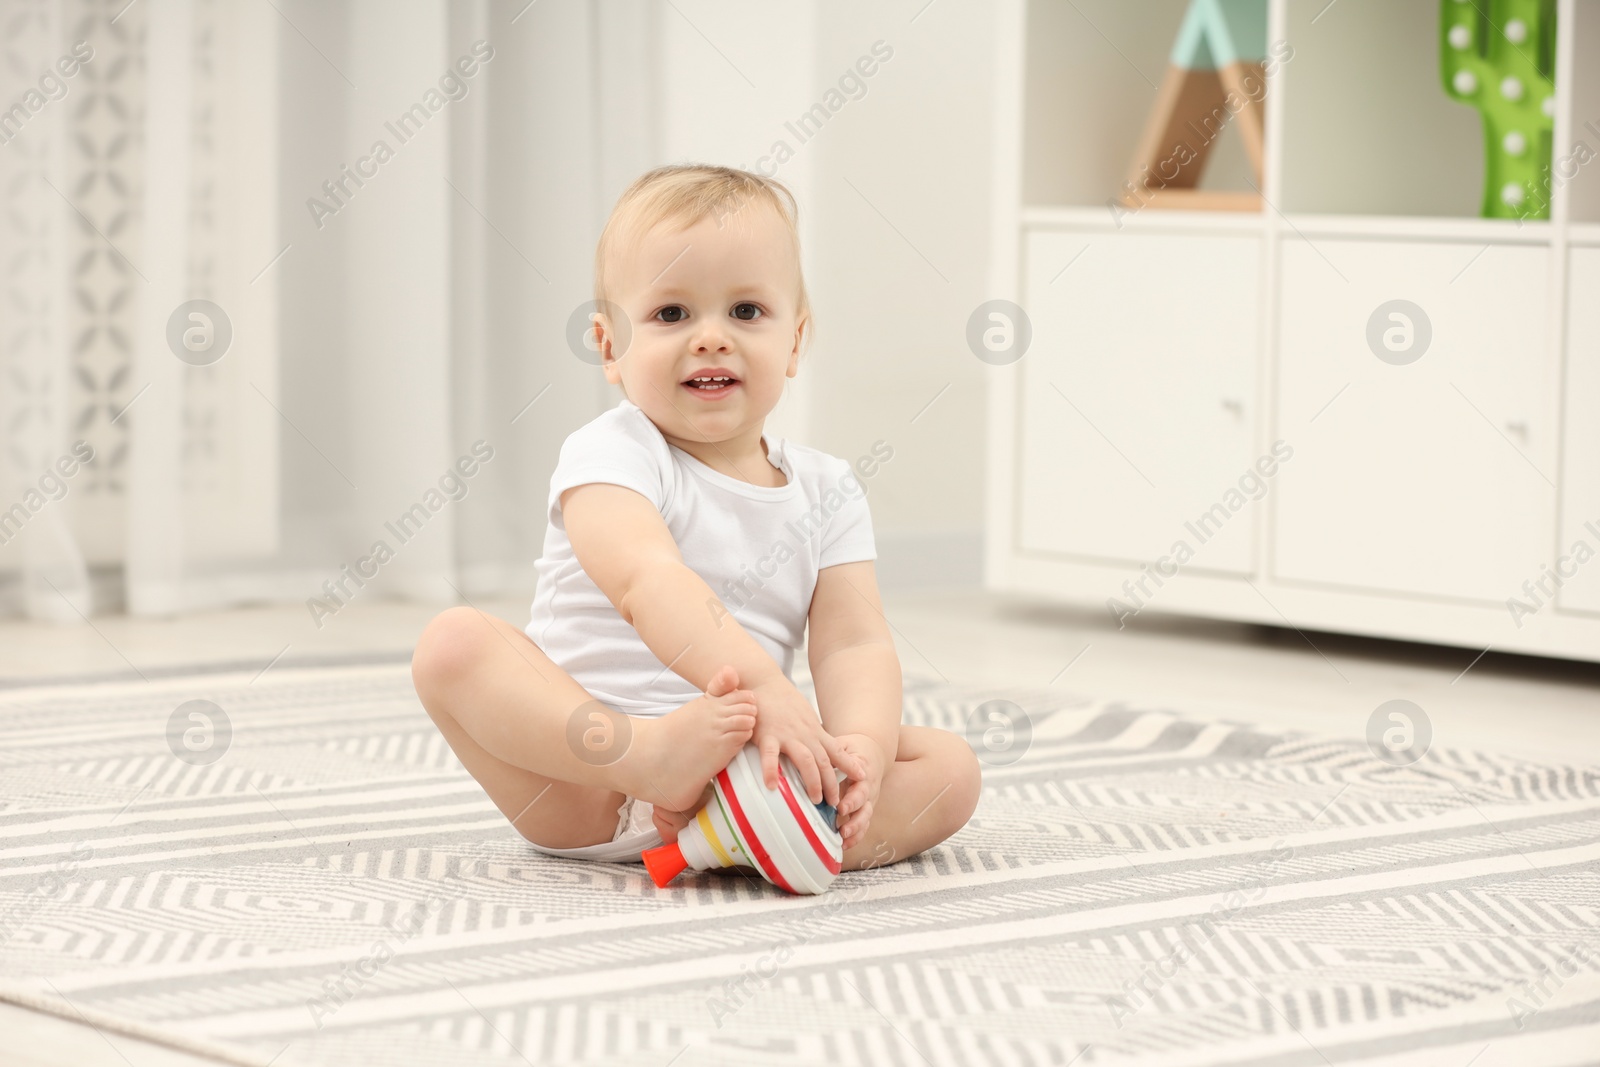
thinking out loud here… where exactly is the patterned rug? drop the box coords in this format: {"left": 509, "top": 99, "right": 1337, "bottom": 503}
{"left": 1, "top": 660, "right": 1597, "bottom": 1067}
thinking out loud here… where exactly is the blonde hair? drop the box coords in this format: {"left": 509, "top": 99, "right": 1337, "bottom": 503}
{"left": 594, "top": 164, "right": 811, "bottom": 333}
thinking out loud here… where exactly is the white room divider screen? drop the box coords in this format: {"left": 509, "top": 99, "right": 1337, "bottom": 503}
{"left": 0, "top": 0, "right": 655, "bottom": 626}
{"left": 0, "top": 0, "right": 281, "bottom": 622}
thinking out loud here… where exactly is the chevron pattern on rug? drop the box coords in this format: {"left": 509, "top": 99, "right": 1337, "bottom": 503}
{"left": 1, "top": 664, "right": 1597, "bottom": 1066}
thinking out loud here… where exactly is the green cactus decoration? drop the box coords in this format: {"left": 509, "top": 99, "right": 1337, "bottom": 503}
{"left": 1441, "top": 0, "right": 1557, "bottom": 220}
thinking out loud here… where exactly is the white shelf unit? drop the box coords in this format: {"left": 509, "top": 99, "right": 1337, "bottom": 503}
{"left": 986, "top": 0, "right": 1600, "bottom": 662}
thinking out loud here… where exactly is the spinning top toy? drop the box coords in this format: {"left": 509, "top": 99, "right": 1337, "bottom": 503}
{"left": 641, "top": 743, "right": 850, "bottom": 895}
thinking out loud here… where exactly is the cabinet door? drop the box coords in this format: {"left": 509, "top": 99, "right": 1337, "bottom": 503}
{"left": 1274, "top": 238, "right": 1555, "bottom": 603}
{"left": 1559, "top": 247, "right": 1600, "bottom": 615}
{"left": 1017, "top": 230, "right": 1262, "bottom": 573}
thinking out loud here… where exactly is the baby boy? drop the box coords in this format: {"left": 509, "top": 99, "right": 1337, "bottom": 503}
{"left": 411, "top": 164, "right": 979, "bottom": 872}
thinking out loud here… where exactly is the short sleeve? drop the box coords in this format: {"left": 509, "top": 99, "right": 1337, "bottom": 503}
{"left": 546, "top": 407, "right": 670, "bottom": 526}
{"left": 817, "top": 456, "right": 877, "bottom": 569}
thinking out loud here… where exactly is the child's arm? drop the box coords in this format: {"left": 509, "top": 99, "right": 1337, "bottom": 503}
{"left": 562, "top": 482, "right": 861, "bottom": 807}
{"left": 806, "top": 559, "right": 902, "bottom": 848}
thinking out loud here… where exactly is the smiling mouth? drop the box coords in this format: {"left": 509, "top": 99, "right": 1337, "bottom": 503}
{"left": 681, "top": 373, "right": 740, "bottom": 398}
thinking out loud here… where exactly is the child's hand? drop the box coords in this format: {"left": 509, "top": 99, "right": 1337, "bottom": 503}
{"left": 750, "top": 679, "right": 865, "bottom": 810}
{"left": 831, "top": 733, "right": 886, "bottom": 851}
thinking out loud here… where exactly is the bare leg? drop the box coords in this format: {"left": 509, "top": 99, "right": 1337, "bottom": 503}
{"left": 840, "top": 725, "right": 982, "bottom": 872}
{"left": 411, "top": 605, "right": 756, "bottom": 850}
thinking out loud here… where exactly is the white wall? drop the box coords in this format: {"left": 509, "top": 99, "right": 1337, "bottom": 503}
{"left": 652, "top": 0, "right": 997, "bottom": 589}
{"left": 651, "top": 0, "right": 819, "bottom": 448}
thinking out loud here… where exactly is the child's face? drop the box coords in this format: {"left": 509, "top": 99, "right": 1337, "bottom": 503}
{"left": 600, "top": 203, "right": 805, "bottom": 445}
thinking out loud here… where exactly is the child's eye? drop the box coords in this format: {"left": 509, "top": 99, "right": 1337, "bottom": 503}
{"left": 732, "top": 303, "right": 762, "bottom": 321}
{"left": 655, "top": 306, "right": 687, "bottom": 323}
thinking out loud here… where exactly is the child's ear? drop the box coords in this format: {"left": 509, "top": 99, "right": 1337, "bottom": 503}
{"left": 788, "top": 313, "right": 808, "bottom": 377}
{"left": 597, "top": 313, "right": 622, "bottom": 384}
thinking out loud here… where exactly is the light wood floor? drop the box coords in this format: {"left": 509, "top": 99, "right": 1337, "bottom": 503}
{"left": 3, "top": 588, "right": 1598, "bottom": 1065}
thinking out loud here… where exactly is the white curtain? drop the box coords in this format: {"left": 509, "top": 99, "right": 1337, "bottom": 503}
{"left": 1, "top": 0, "right": 659, "bottom": 626}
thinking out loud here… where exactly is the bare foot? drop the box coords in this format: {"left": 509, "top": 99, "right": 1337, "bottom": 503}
{"left": 651, "top": 784, "right": 713, "bottom": 844}
{"left": 623, "top": 665, "right": 756, "bottom": 812}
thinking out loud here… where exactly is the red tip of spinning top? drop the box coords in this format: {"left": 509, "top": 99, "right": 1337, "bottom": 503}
{"left": 641, "top": 842, "right": 689, "bottom": 887}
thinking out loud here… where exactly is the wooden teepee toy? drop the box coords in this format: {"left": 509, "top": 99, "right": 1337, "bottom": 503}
{"left": 1120, "top": 0, "right": 1269, "bottom": 212}
{"left": 641, "top": 743, "right": 849, "bottom": 896}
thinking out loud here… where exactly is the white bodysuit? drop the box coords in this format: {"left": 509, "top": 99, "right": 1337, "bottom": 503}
{"left": 525, "top": 396, "right": 878, "bottom": 718}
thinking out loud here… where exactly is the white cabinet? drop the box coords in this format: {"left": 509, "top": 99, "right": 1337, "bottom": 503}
{"left": 987, "top": 0, "right": 1600, "bottom": 662}
{"left": 1273, "top": 238, "right": 1556, "bottom": 603}
{"left": 1559, "top": 246, "right": 1600, "bottom": 616}
{"left": 1017, "top": 230, "right": 1261, "bottom": 573}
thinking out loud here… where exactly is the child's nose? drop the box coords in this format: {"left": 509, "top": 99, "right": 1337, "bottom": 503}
{"left": 692, "top": 324, "right": 732, "bottom": 352}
